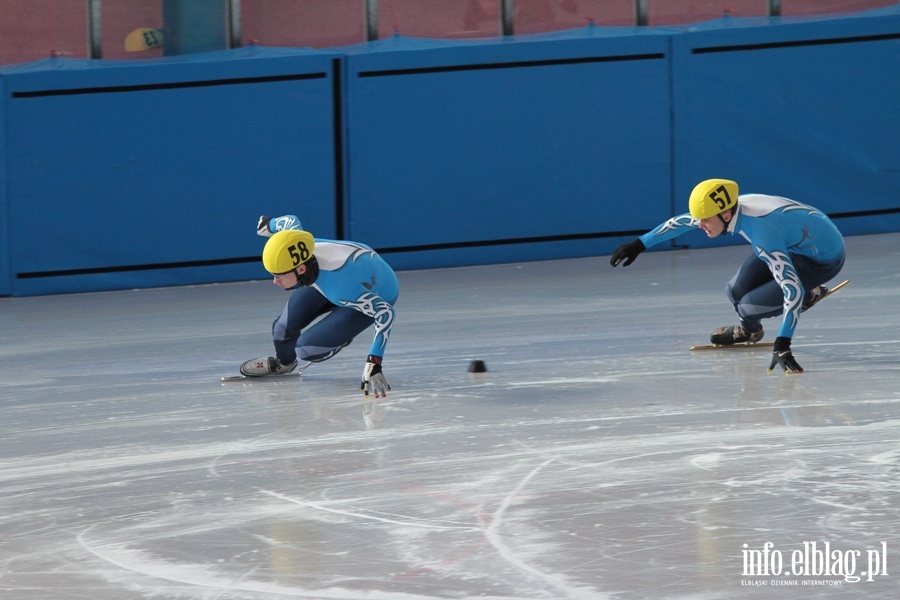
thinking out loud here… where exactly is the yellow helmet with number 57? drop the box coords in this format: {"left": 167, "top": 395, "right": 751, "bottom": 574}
{"left": 262, "top": 229, "right": 316, "bottom": 274}
{"left": 689, "top": 179, "right": 739, "bottom": 220}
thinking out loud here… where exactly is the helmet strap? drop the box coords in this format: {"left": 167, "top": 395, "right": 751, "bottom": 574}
{"left": 295, "top": 256, "right": 320, "bottom": 287}
{"left": 717, "top": 206, "right": 735, "bottom": 231}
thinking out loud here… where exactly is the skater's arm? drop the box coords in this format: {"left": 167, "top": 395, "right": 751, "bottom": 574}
{"left": 360, "top": 297, "right": 395, "bottom": 398}
{"left": 256, "top": 214, "right": 303, "bottom": 237}
{"left": 754, "top": 242, "right": 806, "bottom": 373}
{"left": 366, "top": 296, "right": 395, "bottom": 359}
{"left": 753, "top": 242, "right": 805, "bottom": 341}
{"left": 611, "top": 213, "right": 699, "bottom": 267}
{"left": 639, "top": 213, "right": 699, "bottom": 249}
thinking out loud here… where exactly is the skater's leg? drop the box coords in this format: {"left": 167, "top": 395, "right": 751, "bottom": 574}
{"left": 793, "top": 254, "right": 846, "bottom": 308}
{"left": 725, "top": 255, "right": 782, "bottom": 331}
{"left": 726, "top": 252, "right": 846, "bottom": 325}
{"left": 297, "top": 307, "right": 375, "bottom": 362}
{"left": 272, "top": 288, "right": 334, "bottom": 364}
{"left": 712, "top": 252, "right": 844, "bottom": 346}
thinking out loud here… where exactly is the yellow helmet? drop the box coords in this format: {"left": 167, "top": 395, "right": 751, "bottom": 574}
{"left": 262, "top": 230, "right": 315, "bottom": 274}
{"left": 688, "top": 179, "right": 738, "bottom": 220}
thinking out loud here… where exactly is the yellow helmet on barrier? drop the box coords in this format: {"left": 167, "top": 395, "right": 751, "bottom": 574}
{"left": 262, "top": 230, "right": 315, "bottom": 274}
{"left": 688, "top": 179, "right": 739, "bottom": 220}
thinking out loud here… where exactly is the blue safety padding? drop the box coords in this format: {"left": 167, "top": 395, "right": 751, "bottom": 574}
{"left": 342, "top": 27, "right": 675, "bottom": 268}
{"left": 2, "top": 47, "right": 340, "bottom": 295}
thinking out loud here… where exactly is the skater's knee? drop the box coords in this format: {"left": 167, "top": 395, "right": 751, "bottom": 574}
{"left": 724, "top": 282, "right": 739, "bottom": 305}
{"left": 272, "top": 319, "right": 292, "bottom": 343}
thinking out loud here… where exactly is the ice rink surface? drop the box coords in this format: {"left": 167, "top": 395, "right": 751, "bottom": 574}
{"left": 2, "top": 232, "right": 899, "bottom": 599}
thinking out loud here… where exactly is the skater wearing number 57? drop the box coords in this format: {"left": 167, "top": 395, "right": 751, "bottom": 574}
{"left": 610, "top": 179, "right": 846, "bottom": 373}
{"left": 235, "top": 215, "right": 399, "bottom": 397}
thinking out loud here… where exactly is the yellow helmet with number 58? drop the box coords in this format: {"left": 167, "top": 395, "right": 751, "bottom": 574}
{"left": 262, "top": 230, "right": 316, "bottom": 274}
{"left": 689, "top": 179, "right": 739, "bottom": 220}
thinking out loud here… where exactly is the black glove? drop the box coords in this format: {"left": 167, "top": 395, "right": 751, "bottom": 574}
{"left": 768, "top": 337, "right": 804, "bottom": 374}
{"left": 610, "top": 238, "right": 646, "bottom": 267}
{"left": 361, "top": 355, "right": 391, "bottom": 398}
{"left": 257, "top": 215, "right": 272, "bottom": 237}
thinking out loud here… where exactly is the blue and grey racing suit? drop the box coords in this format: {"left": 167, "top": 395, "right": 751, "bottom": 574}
{"left": 264, "top": 216, "right": 399, "bottom": 364}
{"left": 639, "top": 194, "right": 845, "bottom": 339}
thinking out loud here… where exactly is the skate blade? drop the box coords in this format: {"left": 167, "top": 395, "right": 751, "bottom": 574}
{"left": 221, "top": 372, "right": 302, "bottom": 382}
{"left": 221, "top": 361, "right": 312, "bottom": 382}
{"left": 824, "top": 279, "right": 851, "bottom": 297}
{"left": 690, "top": 342, "right": 775, "bottom": 351}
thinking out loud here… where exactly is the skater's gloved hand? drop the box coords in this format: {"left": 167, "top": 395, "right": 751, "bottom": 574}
{"left": 257, "top": 215, "right": 273, "bottom": 237}
{"left": 610, "top": 238, "right": 646, "bottom": 267}
{"left": 768, "top": 337, "right": 804, "bottom": 374}
{"left": 361, "top": 355, "right": 391, "bottom": 398}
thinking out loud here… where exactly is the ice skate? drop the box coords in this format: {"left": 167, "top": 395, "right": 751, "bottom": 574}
{"left": 239, "top": 356, "right": 299, "bottom": 377}
{"left": 801, "top": 285, "right": 828, "bottom": 312}
{"left": 709, "top": 325, "right": 764, "bottom": 346}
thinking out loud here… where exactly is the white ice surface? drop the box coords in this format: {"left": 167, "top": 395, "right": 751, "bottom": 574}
{"left": 1, "top": 233, "right": 898, "bottom": 599}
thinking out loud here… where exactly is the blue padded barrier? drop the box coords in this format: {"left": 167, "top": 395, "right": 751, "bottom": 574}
{"left": 1, "top": 9, "right": 898, "bottom": 296}
{"left": 1, "top": 47, "right": 340, "bottom": 296}
{"left": 0, "top": 75, "right": 8, "bottom": 296}
{"left": 341, "top": 27, "right": 676, "bottom": 270}
{"left": 670, "top": 7, "right": 900, "bottom": 249}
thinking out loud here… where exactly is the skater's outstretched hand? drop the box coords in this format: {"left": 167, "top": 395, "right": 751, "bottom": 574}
{"left": 768, "top": 337, "right": 804, "bottom": 374}
{"left": 610, "top": 238, "right": 646, "bottom": 267}
{"left": 361, "top": 355, "right": 391, "bottom": 398}
{"left": 257, "top": 215, "right": 273, "bottom": 237}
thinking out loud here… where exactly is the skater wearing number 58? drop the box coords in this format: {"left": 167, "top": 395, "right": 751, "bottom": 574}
{"left": 236, "top": 215, "right": 399, "bottom": 397}
{"left": 610, "top": 179, "right": 846, "bottom": 373}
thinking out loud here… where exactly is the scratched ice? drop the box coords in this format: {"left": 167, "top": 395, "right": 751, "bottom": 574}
{"left": 1, "top": 233, "right": 898, "bottom": 599}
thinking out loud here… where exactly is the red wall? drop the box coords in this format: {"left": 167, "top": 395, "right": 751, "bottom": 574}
{"left": 2, "top": 0, "right": 895, "bottom": 66}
